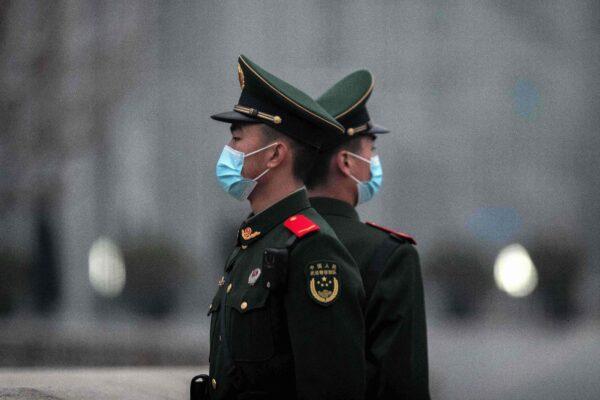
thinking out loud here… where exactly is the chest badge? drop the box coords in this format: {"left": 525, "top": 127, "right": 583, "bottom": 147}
{"left": 308, "top": 262, "right": 339, "bottom": 306}
{"left": 248, "top": 268, "right": 262, "bottom": 286}
{"left": 218, "top": 276, "right": 225, "bottom": 287}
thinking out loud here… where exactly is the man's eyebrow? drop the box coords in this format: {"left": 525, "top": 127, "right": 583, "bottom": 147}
{"left": 230, "top": 122, "right": 245, "bottom": 134}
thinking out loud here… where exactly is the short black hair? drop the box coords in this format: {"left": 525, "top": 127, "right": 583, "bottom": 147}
{"left": 305, "top": 137, "right": 364, "bottom": 190}
{"left": 260, "top": 124, "right": 317, "bottom": 184}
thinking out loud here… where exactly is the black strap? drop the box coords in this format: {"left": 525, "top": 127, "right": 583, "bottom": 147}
{"left": 364, "top": 235, "right": 399, "bottom": 300}
{"left": 261, "top": 233, "right": 297, "bottom": 293}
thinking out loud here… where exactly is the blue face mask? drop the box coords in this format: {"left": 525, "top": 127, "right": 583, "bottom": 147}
{"left": 347, "top": 152, "right": 383, "bottom": 205}
{"left": 215, "top": 142, "right": 278, "bottom": 201}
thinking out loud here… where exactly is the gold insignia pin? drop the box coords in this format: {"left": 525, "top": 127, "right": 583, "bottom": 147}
{"left": 241, "top": 227, "right": 261, "bottom": 241}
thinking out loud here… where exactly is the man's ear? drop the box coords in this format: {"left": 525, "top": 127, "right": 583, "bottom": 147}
{"left": 335, "top": 150, "right": 353, "bottom": 178}
{"left": 265, "top": 141, "right": 288, "bottom": 169}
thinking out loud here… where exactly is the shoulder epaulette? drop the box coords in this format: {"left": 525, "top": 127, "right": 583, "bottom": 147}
{"left": 284, "top": 214, "right": 320, "bottom": 238}
{"left": 366, "top": 221, "right": 416, "bottom": 245}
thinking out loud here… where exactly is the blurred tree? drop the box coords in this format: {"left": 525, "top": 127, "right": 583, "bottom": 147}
{"left": 0, "top": 249, "right": 29, "bottom": 315}
{"left": 529, "top": 231, "right": 584, "bottom": 323}
{"left": 31, "top": 198, "right": 60, "bottom": 314}
{"left": 120, "top": 237, "right": 188, "bottom": 318}
{"left": 427, "top": 239, "right": 492, "bottom": 319}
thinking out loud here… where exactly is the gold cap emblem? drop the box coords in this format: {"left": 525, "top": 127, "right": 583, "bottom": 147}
{"left": 237, "top": 63, "right": 245, "bottom": 90}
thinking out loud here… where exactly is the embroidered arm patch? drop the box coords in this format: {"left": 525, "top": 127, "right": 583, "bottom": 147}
{"left": 307, "top": 261, "right": 340, "bottom": 306}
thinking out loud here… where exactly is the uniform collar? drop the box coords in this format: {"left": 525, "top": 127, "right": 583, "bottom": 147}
{"left": 237, "top": 187, "right": 311, "bottom": 247}
{"left": 309, "top": 196, "right": 359, "bottom": 221}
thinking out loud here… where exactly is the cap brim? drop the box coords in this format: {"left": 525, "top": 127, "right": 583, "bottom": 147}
{"left": 367, "top": 123, "right": 390, "bottom": 134}
{"left": 210, "top": 111, "right": 262, "bottom": 124}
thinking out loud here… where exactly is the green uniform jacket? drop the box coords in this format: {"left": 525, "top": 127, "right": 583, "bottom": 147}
{"left": 310, "top": 197, "right": 430, "bottom": 400}
{"left": 208, "top": 189, "right": 366, "bottom": 400}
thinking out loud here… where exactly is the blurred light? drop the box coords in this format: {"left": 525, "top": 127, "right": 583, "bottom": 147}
{"left": 88, "top": 237, "right": 126, "bottom": 298}
{"left": 494, "top": 243, "right": 538, "bottom": 298}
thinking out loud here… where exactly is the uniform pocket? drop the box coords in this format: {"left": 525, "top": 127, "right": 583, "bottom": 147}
{"left": 226, "top": 286, "right": 274, "bottom": 362}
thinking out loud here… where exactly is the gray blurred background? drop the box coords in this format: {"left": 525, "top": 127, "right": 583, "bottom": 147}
{"left": 1, "top": 1, "right": 599, "bottom": 399}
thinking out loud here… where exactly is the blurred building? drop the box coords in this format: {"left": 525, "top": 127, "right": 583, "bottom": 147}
{"left": 1, "top": 1, "right": 599, "bottom": 396}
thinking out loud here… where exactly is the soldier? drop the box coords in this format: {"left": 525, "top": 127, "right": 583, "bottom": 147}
{"left": 306, "top": 70, "right": 430, "bottom": 399}
{"left": 192, "top": 55, "right": 366, "bottom": 400}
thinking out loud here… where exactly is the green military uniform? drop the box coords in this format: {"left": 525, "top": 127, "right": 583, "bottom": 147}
{"left": 312, "top": 71, "right": 430, "bottom": 399}
{"left": 202, "top": 56, "right": 366, "bottom": 400}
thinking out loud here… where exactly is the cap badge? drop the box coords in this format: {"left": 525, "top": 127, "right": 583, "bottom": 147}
{"left": 237, "top": 63, "right": 245, "bottom": 90}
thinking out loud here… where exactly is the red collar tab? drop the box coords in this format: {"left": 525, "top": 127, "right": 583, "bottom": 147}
{"left": 284, "top": 214, "right": 320, "bottom": 238}
{"left": 366, "top": 221, "right": 416, "bottom": 245}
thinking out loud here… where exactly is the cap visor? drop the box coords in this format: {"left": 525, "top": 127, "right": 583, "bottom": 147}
{"left": 367, "top": 123, "right": 390, "bottom": 134}
{"left": 210, "top": 111, "right": 262, "bottom": 124}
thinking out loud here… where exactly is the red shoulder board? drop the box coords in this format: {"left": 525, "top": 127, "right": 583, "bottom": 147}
{"left": 366, "top": 221, "right": 416, "bottom": 245}
{"left": 284, "top": 214, "right": 320, "bottom": 238}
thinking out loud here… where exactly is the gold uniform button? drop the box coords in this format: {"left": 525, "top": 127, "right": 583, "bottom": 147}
{"left": 240, "top": 301, "right": 248, "bottom": 310}
{"left": 211, "top": 378, "right": 217, "bottom": 389}
{"left": 227, "top": 283, "right": 233, "bottom": 293}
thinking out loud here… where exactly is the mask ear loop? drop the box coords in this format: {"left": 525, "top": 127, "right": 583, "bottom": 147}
{"left": 345, "top": 151, "right": 372, "bottom": 184}
{"left": 246, "top": 142, "right": 279, "bottom": 182}
{"left": 244, "top": 142, "right": 279, "bottom": 158}
{"left": 252, "top": 168, "right": 270, "bottom": 182}
{"left": 348, "top": 174, "right": 362, "bottom": 184}
{"left": 346, "top": 151, "right": 372, "bottom": 164}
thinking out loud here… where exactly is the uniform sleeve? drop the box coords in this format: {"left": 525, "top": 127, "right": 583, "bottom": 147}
{"left": 365, "top": 243, "right": 430, "bottom": 400}
{"left": 284, "top": 233, "right": 366, "bottom": 400}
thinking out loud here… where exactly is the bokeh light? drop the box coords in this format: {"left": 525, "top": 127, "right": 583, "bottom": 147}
{"left": 88, "top": 237, "right": 126, "bottom": 298}
{"left": 494, "top": 243, "right": 538, "bottom": 298}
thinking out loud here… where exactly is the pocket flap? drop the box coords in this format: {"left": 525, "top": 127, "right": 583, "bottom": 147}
{"left": 226, "top": 286, "right": 270, "bottom": 313}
